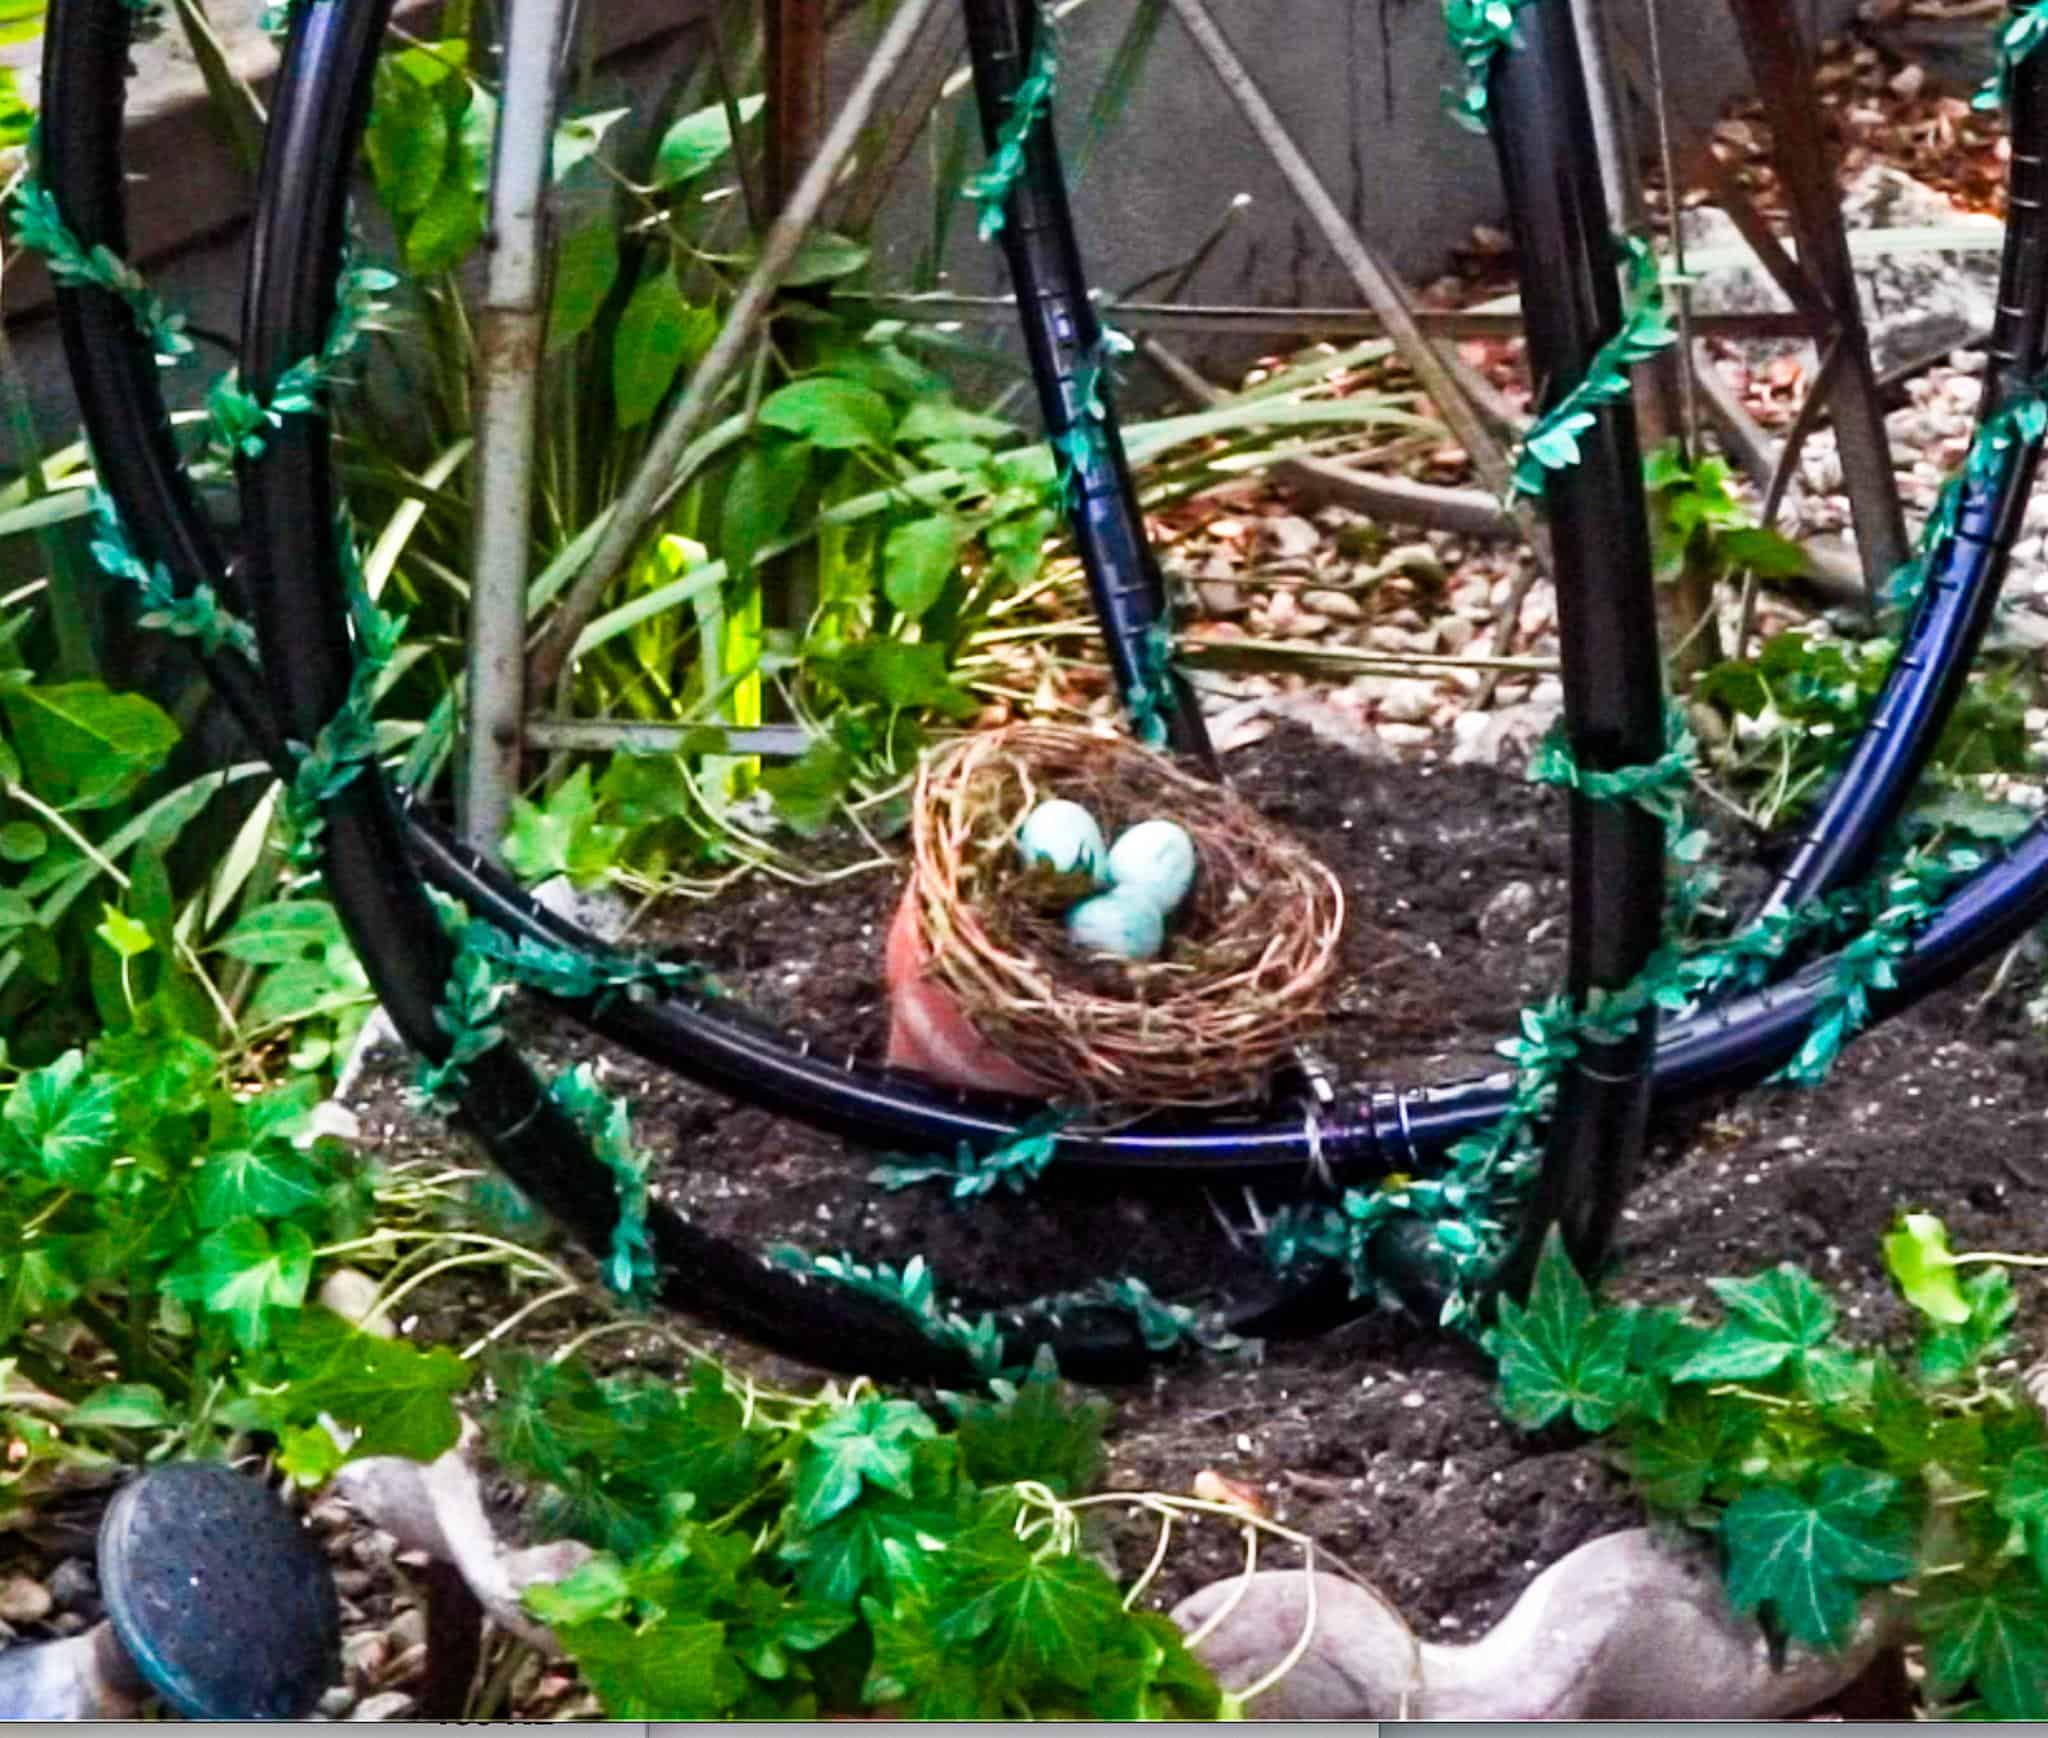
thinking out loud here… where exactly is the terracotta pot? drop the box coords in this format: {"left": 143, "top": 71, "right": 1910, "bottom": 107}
{"left": 883, "top": 883, "right": 1054, "bottom": 1098}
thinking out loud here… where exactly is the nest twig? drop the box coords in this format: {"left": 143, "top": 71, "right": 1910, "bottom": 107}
{"left": 908, "top": 723, "right": 1345, "bottom": 1106}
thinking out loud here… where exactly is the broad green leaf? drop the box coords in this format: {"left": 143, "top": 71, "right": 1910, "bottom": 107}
{"left": 933, "top": 1516, "right": 1124, "bottom": 1695}
{"left": 523, "top": 1555, "right": 632, "bottom": 1627}
{"left": 192, "top": 1142, "right": 323, "bottom": 1227}
{"left": 406, "top": 178, "right": 487, "bottom": 275}
{"left": 862, "top": 1594, "right": 1004, "bottom": 1718}
{"left": 69, "top": 1384, "right": 171, "bottom": 1430}
{"left": 1617, "top": 1388, "right": 1757, "bottom": 1512}
{"left": 502, "top": 764, "right": 624, "bottom": 887}
{"left": 1721, "top": 1468, "right": 1917, "bottom": 1649}
{"left": 1482, "top": 1226, "right": 1633, "bottom": 1432}
{"left": 273, "top": 1309, "right": 470, "bottom": 1461}
{"left": 721, "top": 439, "right": 812, "bottom": 577}
{"left": 0, "top": 682, "right": 180, "bottom": 811}
{"left": 949, "top": 1353, "right": 1107, "bottom": 1497}
{"left": 614, "top": 268, "right": 710, "bottom": 429}
{"left": 551, "top": 106, "right": 630, "bottom": 182}
{"left": 1674, "top": 1264, "right": 1836, "bottom": 1384}
{"left": 652, "top": 95, "right": 764, "bottom": 186}
{"left": 1922, "top": 1265, "right": 2018, "bottom": 1387}
{"left": 367, "top": 68, "right": 448, "bottom": 215}
{"left": 553, "top": 1616, "right": 739, "bottom": 1719}
{"left": 792, "top": 1397, "right": 937, "bottom": 1529}
{"left": 1922, "top": 1572, "right": 2048, "bottom": 1719}
{"left": 758, "top": 379, "right": 893, "bottom": 451}
{"left": 277, "top": 1423, "right": 347, "bottom": 1487}
{"left": 1883, "top": 1212, "right": 1970, "bottom": 1324}
{"left": 6, "top": 1050, "right": 120, "bottom": 1189}
{"left": 549, "top": 217, "right": 621, "bottom": 353}
{"left": 781, "top": 231, "right": 870, "bottom": 287}
{"left": 219, "top": 900, "right": 351, "bottom": 966}
{"left": 882, "top": 517, "right": 962, "bottom": 619}
{"left": 165, "top": 1219, "right": 313, "bottom": 1350}
{"left": 898, "top": 402, "right": 1019, "bottom": 446}
{"left": 759, "top": 741, "right": 854, "bottom": 837}
{"left": 0, "top": 821, "right": 45, "bottom": 862}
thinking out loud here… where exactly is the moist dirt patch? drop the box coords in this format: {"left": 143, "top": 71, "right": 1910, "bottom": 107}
{"left": 339, "top": 724, "right": 2048, "bottom": 1645}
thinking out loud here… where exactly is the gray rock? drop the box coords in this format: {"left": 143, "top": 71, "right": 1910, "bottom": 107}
{"left": 1682, "top": 163, "right": 2001, "bottom": 375}
{"left": 1174, "top": 1529, "right": 1899, "bottom": 1719}
{"left": 1302, "top": 589, "right": 1364, "bottom": 622}
{"left": 1478, "top": 880, "right": 1539, "bottom": 945}
{"left": 350, "top": 1690, "right": 417, "bottom": 1721}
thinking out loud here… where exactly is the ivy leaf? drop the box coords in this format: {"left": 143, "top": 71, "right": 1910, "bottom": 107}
{"left": 272, "top": 1309, "right": 470, "bottom": 1462}
{"left": 934, "top": 1516, "right": 1126, "bottom": 1696}
{"left": 1481, "top": 1226, "right": 1633, "bottom": 1431}
{"left": 1994, "top": 1447, "right": 2048, "bottom": 1583}
{"left": 1922, "top": 1571, "right": 2048, "bottom": 1719}
{"left": 1721, "top": 1468, "right": 1917, "bottom": 1649}
{"left": 502, "top": 765, "right": 624, "bottom": 887}
{"left": 522, "top": 1555, "right": 632, "bottom": 1628}
{"left": 6, "top": 1050, "right": 120, "bottom": 1189}
{"left": 1882, "top": 1212, "right": 1971, "bottom": 1324}
{"left": 192, "top": 1141, "right": 323, "bottom": 1227}
{"left": 276, "top": 1422, "right": 347, "bottom": 1487}
{"left": 163, "top": 1219, "right": 313, "bottom": 1350}
{"left": 883, "top": 517, "right": 963, "bottom": 620}
{"left": 861, "top": 1593, "right": 1004, "bottom": 1718}
{"left": 781, "top": 231, "right": 871, "bottom": 287}
{"left": 792, "top": 1397, "right": 937, "bottom": 1529}
{"left": 552, "top": 1615, "right": 739, "bottom": 1718}
{"left": 947, "top": 1350, "right": 1107, "bottom": 1497}
{"left": 95, "top": 903, "right": 152, "bottom": 961}
{"left": 1674, "top": 1264, "right": 1835, "bottom": 1384}
{"left": 758, "top": 378, "right": 894, "bottom": 451}
{"left": 1615, "top": 1387, "right": 1759, "bottom": 1513}
{"left": 1921, "top": 1265, "right": 2017, "bottom": 1387}
{"left": 898, "top": 402, "right": 1018, "bottom": 446}
{"left": 68, "top": 1384, "right": 171, "bottom": 1430}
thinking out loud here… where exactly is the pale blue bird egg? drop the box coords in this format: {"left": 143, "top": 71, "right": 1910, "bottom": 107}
{"left": 1065, "top": 889, "right": 1165, "bottom": 961}
{"left": 1107, "top": 819, "right": 1197, "bottom": 915}
{"left": 1017, "top": 799, "right": 1107, "bottom": 880}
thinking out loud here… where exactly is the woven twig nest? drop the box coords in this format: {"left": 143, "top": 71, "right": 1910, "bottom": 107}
{"left": 902, "top": 723, "right": 1345, "bottom": 1106}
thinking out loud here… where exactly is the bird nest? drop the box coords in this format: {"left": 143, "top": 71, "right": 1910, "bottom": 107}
{"left": 905, "top": 722, "right": 1346, "bottom": 1106}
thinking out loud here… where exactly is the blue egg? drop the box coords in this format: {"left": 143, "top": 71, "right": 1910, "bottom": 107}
{"left": 1107, "top": 819, "right": 1197, "bottom": 915}
{"left": 1017, "top": 799, "right": 1107, "bottom": 880}
{"left": 1066, "top": 889, "right": 1165, "bottom": 960}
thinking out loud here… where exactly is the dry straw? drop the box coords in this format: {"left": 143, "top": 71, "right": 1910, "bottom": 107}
{"left": 907, "top": 723, "right": 1345, "bottom": 1105}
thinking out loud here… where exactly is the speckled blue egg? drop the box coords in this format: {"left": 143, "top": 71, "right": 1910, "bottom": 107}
{"left": 1065, "top": 888, "right": 1165, "bottom": 960}
{"left": 1107, "top": 819, "right": 1197, "bottom": 915}
{"left": 1017, "top": 799, "right": 1107, "bottom": 880}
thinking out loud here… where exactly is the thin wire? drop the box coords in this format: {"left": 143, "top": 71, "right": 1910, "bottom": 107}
{"left": 1642, "top": 0, "right": 1699, "bottom": 451}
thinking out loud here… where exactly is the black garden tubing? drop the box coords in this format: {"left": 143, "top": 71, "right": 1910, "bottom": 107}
{"left": 35, "top": 0, "right": 2048, "bottom": 1357}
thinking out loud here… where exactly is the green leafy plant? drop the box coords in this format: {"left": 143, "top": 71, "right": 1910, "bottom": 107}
{"left": 497, "top": 1350, "right": 1222, "bottom": 1719}
{"left": 1485, "top": 1220, "right": 2048, "bottom": 1714}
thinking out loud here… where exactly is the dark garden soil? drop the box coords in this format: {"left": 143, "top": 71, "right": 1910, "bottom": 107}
{"left": 344, "top": 722, "right": 2048, "bottom": 1651}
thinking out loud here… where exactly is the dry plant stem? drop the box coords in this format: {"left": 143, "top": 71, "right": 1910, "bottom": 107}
{"left": 1736, "top": 332, "right": 1846, "bottom": 656}
{"left": 524, "top": 0, "right": 943, "bottom": 697}
{"left": 1134, "top": 334, "right": 1531, "bottom": 545}
{"left": 846, "top": 291, "right": 1818, "bottom": 342}
{"left": 1160, "top": 0, "right": 1551, "bottom": 569}
{"left": 463, "top": 0, "right": 574, "bottom": 855}
{"left": 1723, "top": 0, "right": 1909, "bottom": 602}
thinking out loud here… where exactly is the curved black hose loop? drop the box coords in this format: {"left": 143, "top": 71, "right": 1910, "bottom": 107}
{"left": 44, "top": 0, "right": 2048, "bottom": 1319}
{"left": 1760, "top": 23, "right": 2048, "bottom": 916}
{"left": 219, "top": 0, "right": 1399, "bottom": 1375}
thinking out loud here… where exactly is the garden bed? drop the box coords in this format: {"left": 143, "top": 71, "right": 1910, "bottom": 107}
{"left": 342, "top": 722, "right": 2048, "bottom": 1651}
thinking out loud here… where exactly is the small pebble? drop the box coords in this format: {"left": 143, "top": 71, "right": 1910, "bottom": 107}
{"left": 0, "top": 1574, "right": 53, "bottom": 1625}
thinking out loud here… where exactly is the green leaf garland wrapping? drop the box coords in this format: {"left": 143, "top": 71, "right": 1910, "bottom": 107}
{"left": 1510, "top": 235, "right": 1677, "bottom": 503}
{"left": 1441, "top": 0, "right": 1538, "bottom": 131}
{"left": 1975, "top": 0, "right": 2048, "bottom": 111}
{"left": 11, "top": 177, "right": 193, "bottom": 365}
{"left": 961, "top": 5, "right": 1059, "bottom": 240}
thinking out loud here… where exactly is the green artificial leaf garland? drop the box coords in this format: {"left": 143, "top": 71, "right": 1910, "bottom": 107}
{"left": 1975, "top": 0, "right": 2048, "bottom": 111}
